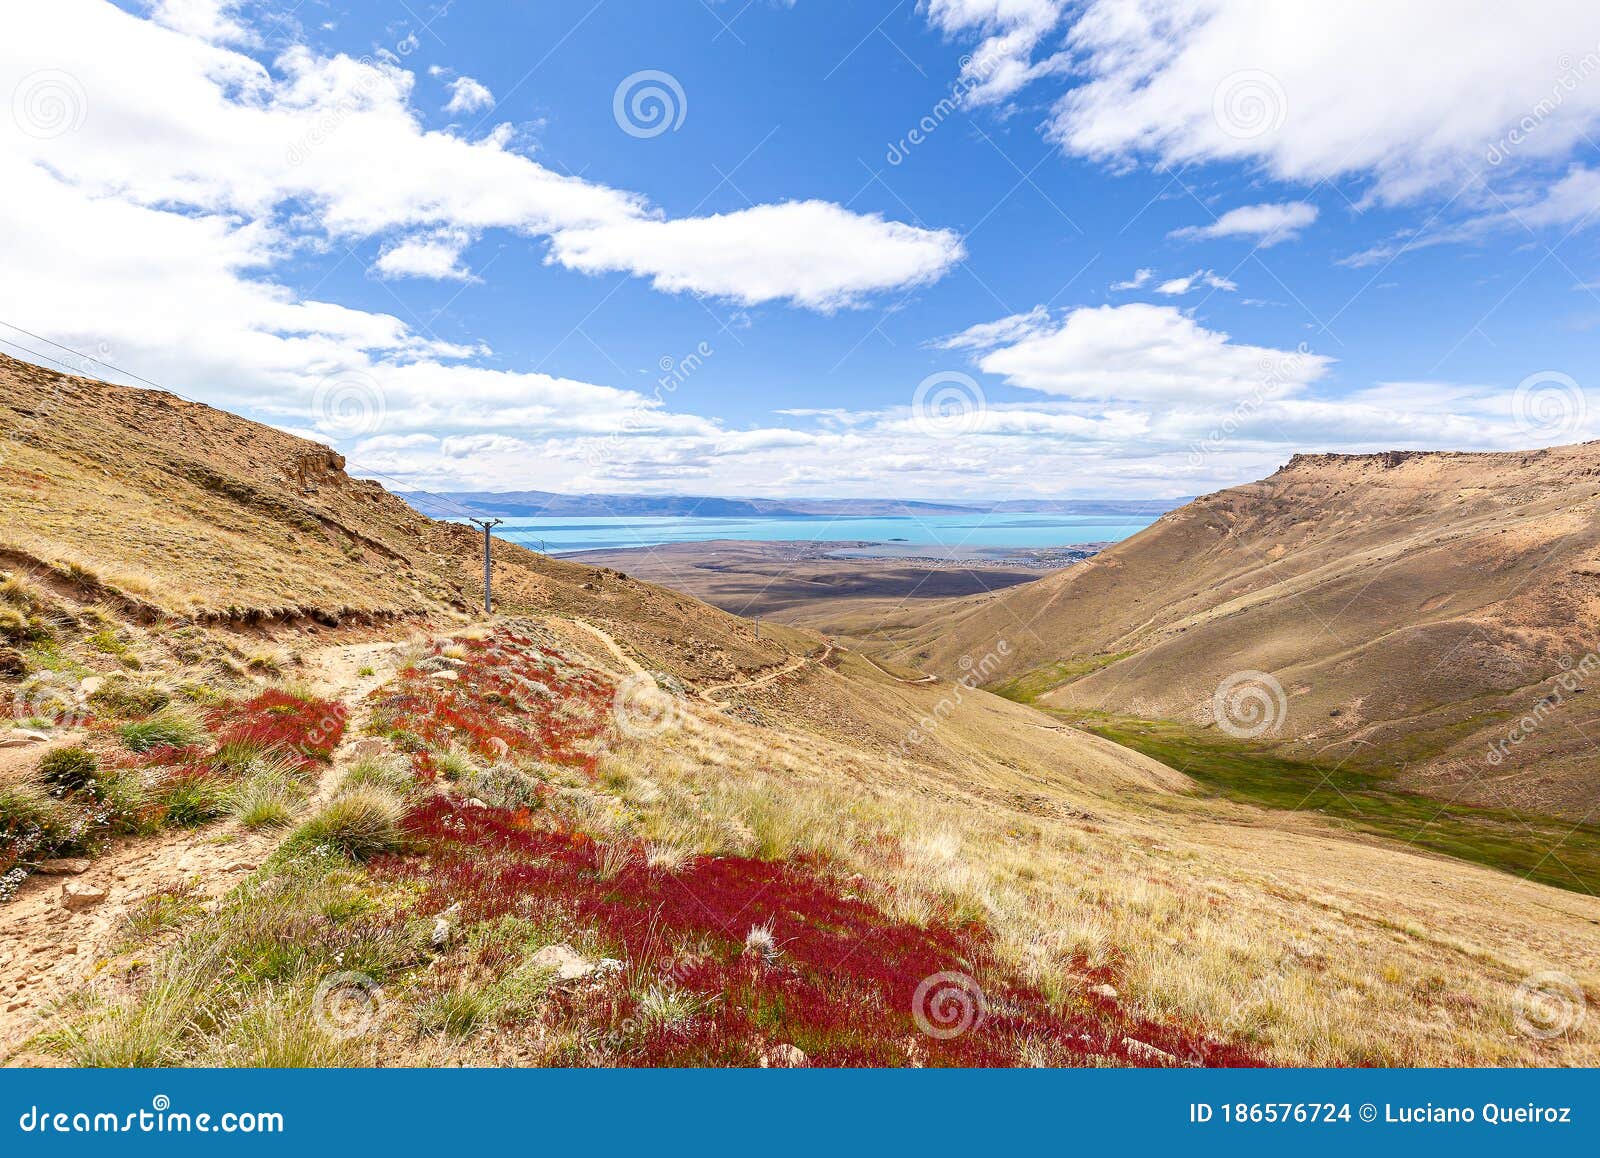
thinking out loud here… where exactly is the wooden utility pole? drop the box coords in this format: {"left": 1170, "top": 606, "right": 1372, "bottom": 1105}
{"left": 467, "top": 518, "right": 503, "bottom": 613}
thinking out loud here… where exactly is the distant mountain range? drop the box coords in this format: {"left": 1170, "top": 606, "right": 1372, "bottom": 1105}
{"left": 399, "top": 489, "right": 1187, "bottom": 519}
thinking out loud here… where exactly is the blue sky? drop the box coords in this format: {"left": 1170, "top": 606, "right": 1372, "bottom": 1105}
{"left": 5, "top": 1, "right": 1600, "bottom": 498}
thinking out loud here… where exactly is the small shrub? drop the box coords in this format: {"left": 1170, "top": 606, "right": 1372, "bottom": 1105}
{"left": 210, "top": 990, "right": 358, "bottom": 1066}
{"left": 0, "top": 784, "right": 68, "bottom": 845}
{"left": 433, "top": 746, "right": 479, "bottom": 782}
{"left": 288, "top": 789, "right": 404, "bottom": 860}
{"left": 88, "top": 628, "right": 131, "bottom": 658}
{"left": 90, "top": 680, "right": 170, "bottom": 719}
{"left": 0, "top": 573, "right": 39, "bottom": 609}
{"left": 211, "top": 737, "right": 269, "bottom": 774}
{"left": 340, "top": 754, "right": 413, "bottom": 797}
{"left": 97, "top": 769, "right": 159, "bottom": 836}
{"left": 118, "top": 708, "right": 209, "bottom": 753}
{"left": 636, "top": 982, "right": 708, "bottom": 1028}
{"left": 0, "top": 784, "right": 96, "bottom": 883}
{"left": 415, "top": 987, "right": 486, "bottom": 1038}
{"left": 233, "top": 775, "right": 297, "bottom": 830}
{"left": 38, "top": 745, "right": 98, "bottom": 793}
{"left": 122, "top": 884, "right": 206, "bottom": 944}
{"left": 245, "top": 652, "right": 283, "bottom": 674}
{"left": 157, "top": 773, "right": 231, "bottom": 827}
{"left": 61, "top": 561, "right": 101, "bottom": 590}
{"left": 0, "top": 606, "right": 48, "bottom": 644}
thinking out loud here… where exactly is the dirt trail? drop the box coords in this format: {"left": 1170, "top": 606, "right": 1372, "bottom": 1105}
{"left": 554, "top": 616, "right": 840, "bottom": 706}
{"left": 556, "top": 617, "right": 645, "bottom": 676}
{"left": 0, "top": 640, "right": 403, "bottom": 1059}
{"left": 698, "top": 645, "right": 831, "bottom": 703}
{"left": 857, "top": 652, "right": 938, "bottom": 685}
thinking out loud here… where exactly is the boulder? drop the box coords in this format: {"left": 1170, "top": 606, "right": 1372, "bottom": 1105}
{"left": 1088, "top": 983, "right": 1119, "bottom": 1001}
{"left": 758, "top": 1043, "right": 810, "bottom": 1068}
{"left": 0, "top": 730, "right": 50, "bottom": 748}
{"left": 36, "top": 858, "right": 91, "bottom": 876}
{"left": 529, "top": 943, "right": 596, "bottom": 981}
{"left": 430, "top": 901, "right": 463, "bottom": 952}
{"left": 60, "top": 881, "right": 108, "bottom": 911}
{"left": 428, "top": 670, "right": 459, "bottom": 682}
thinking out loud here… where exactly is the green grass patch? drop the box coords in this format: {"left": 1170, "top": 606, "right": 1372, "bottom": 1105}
{"left": 1071, "top": 710, "right": 1600, "bottom": 895}
{"left": 989, "top": 651, "right": 1135, "bottom": 704}
{"left": 118, "top": 708, "right": 209, "bottom": 753}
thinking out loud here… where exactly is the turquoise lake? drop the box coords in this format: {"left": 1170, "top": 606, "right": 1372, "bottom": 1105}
{"left": 475, "top": 513, "right": 1160, "bottom": 555}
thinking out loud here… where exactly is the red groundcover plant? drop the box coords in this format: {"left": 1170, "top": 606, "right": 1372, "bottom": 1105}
{"left": 378, "top": 799, "right": 1265, "bottom": 1067}
{"left": 368, "top": 627, "right": 1264, "bottom": 1068}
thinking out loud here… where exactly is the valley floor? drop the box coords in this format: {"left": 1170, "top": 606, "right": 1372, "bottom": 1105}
{"left": 560, "top": 539, "right": 1058, "bottom": 620}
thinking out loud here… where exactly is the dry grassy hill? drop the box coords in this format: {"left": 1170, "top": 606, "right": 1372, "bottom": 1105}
{"left": 4, "top": 356, "right": 1600, "bottom": 1068}
{"left": 811, "top": 447, "right": 1600, "bottom": 817}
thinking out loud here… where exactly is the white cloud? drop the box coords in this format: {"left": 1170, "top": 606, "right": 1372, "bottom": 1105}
{"left": 933, "top": 305, "right": 1050, "bottom": 350}
{"left": 4, "top": 4, "right": 958, "bottom": 311}
{"left": 953, "top": 302, "right": 1331, "bottom": 401}
{"left": 547, "top": 201, "right": 965, "bottom": 311}
{"left": 443, "top": 74, "right": 494, "bottom": 115}
{"left": 4, "top": 1, "right": 1583, "bottom": 502}
{"left": 1170, "top": 201, "right": 1318, "bottom": 245}
{"left": 146, "top": 0, "right": 256, "bottom": 45}
{"left": 1110, "top": 268, "right": 1154, "bottom": 291}
{"left": 374, "top": 230, "right": 475, "bottom": 281}
{"left": 921, "top": 0, "right": 1069, "bottom": 106}
{"left": 926, "top": 1, "right": 1600, "bottom": 206}
{"left": 1154, "top": 269, "right": 1236, "bottom": 294}
{"left": 0, "top": 0, "right": 982, "bottom": 506}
